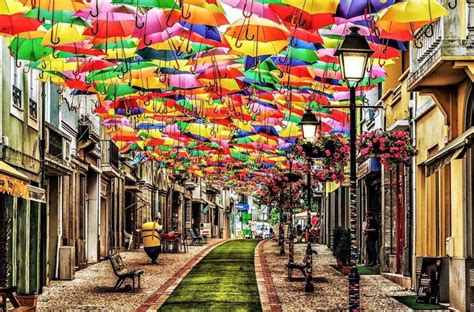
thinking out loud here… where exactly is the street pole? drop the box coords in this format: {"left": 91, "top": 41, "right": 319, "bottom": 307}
{"left": 348, "top": 86, "right": 360, "bottom": 310}
{"left": 305, "top": 164, "right": 314, "bottom": 292}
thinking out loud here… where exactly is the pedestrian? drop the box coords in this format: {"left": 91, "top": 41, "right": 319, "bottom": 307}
{"left": 363, "top": 211, "right": 379, "bottom": 267}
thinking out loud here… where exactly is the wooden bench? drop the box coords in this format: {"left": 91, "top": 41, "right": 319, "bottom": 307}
{"left": 108, "top": 254, "right": 144, "bottom": 292}
{"left": 286, "top": 249, "right": 318, "bottom": 281}
{"left": 0, "top": 287, "right": 34, "bottom": 311}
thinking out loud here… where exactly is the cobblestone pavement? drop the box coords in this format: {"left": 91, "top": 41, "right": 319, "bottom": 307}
{"left": 262, "top": 241, "right": 415, "bottom": 311}
{"left": 37, "top": 240, "right": 223, "bottom": 311}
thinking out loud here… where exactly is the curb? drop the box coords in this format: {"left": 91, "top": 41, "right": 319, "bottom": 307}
{"left": 136, "top": 240, "right": 227, "bottom": 312}
{"left": 256, "top": 240, "right": 282, "bottom": 312}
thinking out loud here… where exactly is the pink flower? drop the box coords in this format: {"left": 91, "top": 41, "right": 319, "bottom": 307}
{"left": 325, "top": 149, "right": 331, "bottom": 156}
{"left": 361, "top": 148, "right": 370, "bottom": 155}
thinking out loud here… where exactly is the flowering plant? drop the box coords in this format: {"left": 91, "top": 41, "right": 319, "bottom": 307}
{"left": 356, "top": 129, "right": 416, "bottom": 167}
{"left": 292, "top": 132, "right": 349, "bottom": 183}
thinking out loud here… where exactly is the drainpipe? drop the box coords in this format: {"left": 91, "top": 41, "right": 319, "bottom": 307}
{"left": 55, "top": 177, "right": 63, "bottom": 279}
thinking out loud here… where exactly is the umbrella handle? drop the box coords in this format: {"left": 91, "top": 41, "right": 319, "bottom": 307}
{"left": 89, "top": 0, "right": 99, "bottom": 18}
{"left": 181, "top": 3, "right": 191, "bottom": 20}
{"left": 448, "top": 0, "right": 457, "bottom": 9}
{"left": 244, "top": 28, "right": 254, "bottom": 41}
{"left": 242, "top": 0, "right": 254, "bottom": 18}
{"left": 14, "top": 58, "right": 22, "bottom": 68}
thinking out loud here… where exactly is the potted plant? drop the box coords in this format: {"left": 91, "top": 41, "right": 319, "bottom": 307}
{"left": 332, "top": 226, "right": 345, "bottom": 267}
{"left": 337, "top": 229, "right": 352, "bottom": 275}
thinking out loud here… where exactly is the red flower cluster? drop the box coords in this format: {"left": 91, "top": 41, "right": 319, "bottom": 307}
{"left": 356, "top": 129, "right": 416, "bottom": 167}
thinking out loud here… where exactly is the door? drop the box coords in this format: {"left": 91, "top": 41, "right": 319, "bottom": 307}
{"left": 47, "top": 177, "right": 59, "bottom": 281}
{"left": 99, "top": 197, "right": 107, "bottom": 259}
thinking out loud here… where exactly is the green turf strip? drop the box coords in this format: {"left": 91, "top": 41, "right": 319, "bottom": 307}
{"left": 393, "top": 296, "right": 446, "bottom": 310}
{"left": 330, "top": 264, "right": 380, "bottom": 275}
{"left": 159, "top": 240, "right": 261, "bottom": 312}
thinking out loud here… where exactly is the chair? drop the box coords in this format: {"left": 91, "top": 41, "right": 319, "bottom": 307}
{"left": 192, "top": 228, "right": 207, "bottom": 244}
{"left": 108, "top": 253, "right": 144, "bottom": 291}
{"left": 181, "top": 234, "right": 188, "bottom": 253}
{"left": 188, "top": 229, "right": 202, "bottom": 245}
{"left": 0, "top": 287, "right": 34, "bottom": 311}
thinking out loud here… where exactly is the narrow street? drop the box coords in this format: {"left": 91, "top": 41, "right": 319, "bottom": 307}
{"left": 0, "top": 0, "right": 472, "bottom": 310}
{"left": 34, "top": 239, "right": 425, "bottom": 311}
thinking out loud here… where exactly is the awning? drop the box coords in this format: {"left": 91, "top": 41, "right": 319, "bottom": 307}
{"left": 422, "top": 127, "right": 474, "bottom": 177}
{"left": 0, "top": 161, "right": 29, "bottom": 199}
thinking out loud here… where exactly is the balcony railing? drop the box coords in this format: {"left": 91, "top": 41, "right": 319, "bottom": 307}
{"left": 101, "top": 140, "right": 119, "bottom": 169}
{"left": 47, "top": 127, "right": 64, "bottom": 158}
{"left": 413, "top": 19, "right": 444, "bottom": 68}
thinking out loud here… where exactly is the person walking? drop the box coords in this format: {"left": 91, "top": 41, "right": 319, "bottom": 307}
{"left": 363, "top": 211, "right": 379, "bottom": 267}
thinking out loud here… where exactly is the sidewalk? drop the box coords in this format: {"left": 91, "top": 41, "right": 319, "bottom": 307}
{"left": 37, "top": 240, "right": 223, "bottom": 311}
{"left": 262, "top": 240, "right": 415, "bottom": 311}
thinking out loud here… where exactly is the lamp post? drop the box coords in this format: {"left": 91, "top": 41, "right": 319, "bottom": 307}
{"left": 335, "top": 27, "right": 373, "bottom": 311}
{"left": 299, "top": 108, "right": 320, "bottom": 292}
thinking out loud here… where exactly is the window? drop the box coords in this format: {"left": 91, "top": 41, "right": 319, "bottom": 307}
{"left": 29, "top": 70, "right": 40, "bottom": 120}
{"left": 11, "top": 63, "right": 23, "bottom": 110}
{"left": 239, "top": 195, "right": 248, "bottom": 205}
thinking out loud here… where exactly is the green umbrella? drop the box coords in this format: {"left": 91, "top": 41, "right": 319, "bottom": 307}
{"left": 9, "top": 37, "right": 53, "bottom": 61}
{"left": 111, "top": 0, "right": 177, "bottom": 9}
{"left": 26, "top": 8, "right": 89, "bottom": 26}
{"left": 283, "top": 48, "right": 319, "bottom": 63}
{"left": 231, "top": 151, "right": 250, "bottom": 162}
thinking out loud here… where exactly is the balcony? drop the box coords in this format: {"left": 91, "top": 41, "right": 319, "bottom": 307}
{"left": 45, "top": 123, "right": 72, "bottom": 176}
{"left": 100, "top": 140, "right": 120, "bottom": 177}
{"left": 408, "top": 1, "right": 474, "bottom": 90}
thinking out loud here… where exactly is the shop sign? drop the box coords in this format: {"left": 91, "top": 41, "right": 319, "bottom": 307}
{"left": 416, "top": 257, "right": 442, "bottom": 304}
{"left": 236, "top": 203, "right": 249, "bottom": 210}
{"left": 357, "top": 158, "right": 381, "bottom": 179}
{"left": 28, "top": 185, "right": 46, "bottom": 203}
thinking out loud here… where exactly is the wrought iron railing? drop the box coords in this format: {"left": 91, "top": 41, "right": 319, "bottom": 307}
{"left": 29, "top": 98, "right": 38, "bottom": 120}
{"left": 101, "top": 140, "right": 119, "bottom": 169}
{"left": 12, "top": 85, "right": 22, "bottom": 109}
{"left": 47, "top": 127, "right": 63, "bottom": 158}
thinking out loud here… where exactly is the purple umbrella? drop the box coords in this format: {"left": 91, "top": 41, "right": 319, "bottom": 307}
{"left": 336, "top": 0, "right": 395, "bottom": 19}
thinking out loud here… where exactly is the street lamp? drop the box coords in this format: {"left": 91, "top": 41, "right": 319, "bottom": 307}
{"left": 299, "top": 108, "right": 320, "bottom": 293}
{"left": 335, "top": 26, "right": 373, "bottom": 311}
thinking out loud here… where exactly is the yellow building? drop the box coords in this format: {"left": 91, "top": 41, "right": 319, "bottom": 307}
{"left": 408, "top": 2, "right": 474, "bottom": 310}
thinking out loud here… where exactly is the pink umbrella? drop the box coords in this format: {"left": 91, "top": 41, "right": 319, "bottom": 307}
{"left": 319, "top": 22, "right": 371, "bottom": 37}
{"left": 136, "top": 23, "right": 184, "bottom": 48}
{"left": 221, "top": 0, "right": 281, "bottom": 23}
{"left": 169, "top": 74, "right": 203, "bottom": 89}
{"left": 76, "top": 1, "right": 137, "bottom": 21}
{"left": 102, "top": 117, "right": 132, "bottom": 127}
{"left": 132, "top": 8, "right": 179, "bottom": 38}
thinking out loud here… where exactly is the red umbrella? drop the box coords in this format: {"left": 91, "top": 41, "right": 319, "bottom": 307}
{"left": 0, "top": 13, "right": 41, "bottom": 35}
{"left": 283, "top": 22, "right": 323, "bottom": 44}
{"left": 76, "top": 59, "right": 117, "bottom": 73}
{"left": 84, "top": 17, "right": 135, "bottom": 38}
{"left": 269, "top": 5, "right": 334, "bottom": 31}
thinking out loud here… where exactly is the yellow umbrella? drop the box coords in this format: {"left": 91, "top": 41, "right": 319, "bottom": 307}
{"left": 225, "top": 16, "right": 290, "bottom": 56}
{"left": 378, "top": 0, "right": 448, "bottom": 23}
{"left": 129, "top": 77, "right": 167, "bottom": 90}
{"left": 42, "top": 23, "right": 86, "bottom": 46}
{"left": 0, "top": 0, "right": 29, "bottom": 14}
{"left": 20, "top": 0, "right": 88, "bottom": 11}
{"left": 282, "top": 0, "right": 339, "bottom": 14}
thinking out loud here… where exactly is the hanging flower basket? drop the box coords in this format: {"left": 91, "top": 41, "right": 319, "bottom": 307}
{"left": 292, "top": 133, "right": 349, "bottom": 183}
{"left": 357, "top": 129, "right": 417, "bottom": 167}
